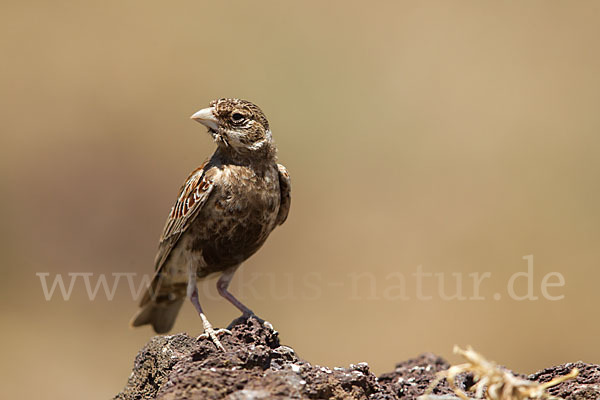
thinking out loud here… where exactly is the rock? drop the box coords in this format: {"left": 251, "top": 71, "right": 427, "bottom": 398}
{"left": 115, "top": 317, "right": 600, "bottom": 400}
{"left": 529, "top": 361, "right": 600, "bottom": 400}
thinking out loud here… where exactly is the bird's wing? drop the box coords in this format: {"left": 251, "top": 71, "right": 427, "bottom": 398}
{"left": 276, "top": 163, "right": 291, "bottom": 225}
{"left": 153, "top": 161, "right": 215, "bottom": 271}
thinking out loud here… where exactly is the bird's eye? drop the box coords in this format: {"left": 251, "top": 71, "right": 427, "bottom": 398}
{"left": 231, "top": 112, "right": 245, "bottom": 122}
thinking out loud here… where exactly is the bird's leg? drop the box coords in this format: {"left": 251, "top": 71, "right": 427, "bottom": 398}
{"left": 187, "top": 262, "right": 229, "bottom": 351}
{"left": 218, "top": 266, "right": 272, "bottom": 329}
{"left": 217, "top": 266, "right": 255, "bottom": 316}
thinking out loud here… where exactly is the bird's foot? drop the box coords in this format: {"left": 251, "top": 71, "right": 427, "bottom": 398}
{"left": 227, "top": 312, "right": 273, "bottom": 331}
{"left": 197, "top": 328, "right": 232, "bottom": 351}
{"left": 197, "top": 313, "right": 231, "bottom": 351}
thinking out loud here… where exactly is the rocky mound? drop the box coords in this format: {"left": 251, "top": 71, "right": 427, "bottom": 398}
{"left": 115, "top": 317, "right": 600, "bottom": 400}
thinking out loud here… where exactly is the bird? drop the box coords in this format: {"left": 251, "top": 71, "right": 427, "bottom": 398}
{"left": 130, "top": 98, "right": 291, "bottom": 351}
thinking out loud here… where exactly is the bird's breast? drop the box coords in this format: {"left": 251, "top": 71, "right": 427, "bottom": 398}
{"left": 189, "top": 164, "right": 281, "bottom": 269}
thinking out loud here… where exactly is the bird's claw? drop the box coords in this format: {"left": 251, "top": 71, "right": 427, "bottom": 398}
{"left": 197, "top": 328, "right": 232, "bottom": 351}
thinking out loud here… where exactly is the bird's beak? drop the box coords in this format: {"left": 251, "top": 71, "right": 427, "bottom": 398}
{"left": 190, "top": 107, "right": 218, "bottom": 130}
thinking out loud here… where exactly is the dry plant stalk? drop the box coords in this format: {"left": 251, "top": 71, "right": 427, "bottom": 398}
{"left": 424, "top": 346, "right": 578, "bottom": 400}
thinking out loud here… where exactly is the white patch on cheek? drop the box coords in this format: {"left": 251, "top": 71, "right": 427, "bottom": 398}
{"left": 227, "top": 130, "right": 241, "bottom": 139}
{"left": 222, "top": 125, "right": 270, "bottom": 151}
{"left": 223, "top": 129, "right": 246, "bottom": 147}
{"left": 248, "top": 140, "right": 266, "bottom": 150}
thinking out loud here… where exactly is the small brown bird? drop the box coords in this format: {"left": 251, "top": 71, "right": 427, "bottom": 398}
{"left": 131, "top": 98, "right": 291, "bottom": 350}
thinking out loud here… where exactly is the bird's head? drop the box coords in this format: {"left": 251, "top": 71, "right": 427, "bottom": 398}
{"left": 191, "top": 98, "right": 274, "bottom": 159}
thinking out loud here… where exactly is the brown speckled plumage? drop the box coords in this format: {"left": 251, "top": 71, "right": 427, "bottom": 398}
{"left": 131, "top": 99, "right": 291, "bottom": 346}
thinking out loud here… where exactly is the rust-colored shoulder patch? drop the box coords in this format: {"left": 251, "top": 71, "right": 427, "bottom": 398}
{"left": 161, "top": 161, "right": 215, "bottom": 242}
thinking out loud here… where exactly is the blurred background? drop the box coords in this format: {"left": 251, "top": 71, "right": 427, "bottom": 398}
{"left": 2, "top": 0, "right": 600, "bottom": 398}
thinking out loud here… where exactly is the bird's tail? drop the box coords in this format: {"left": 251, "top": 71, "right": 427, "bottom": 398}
{"left": 130, "top": 273, "right": 185, "bottom": 334}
